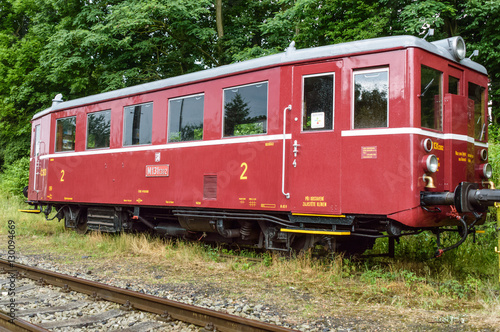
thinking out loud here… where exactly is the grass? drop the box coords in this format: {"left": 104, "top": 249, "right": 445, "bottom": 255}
{"left": 1, "top": 190, "right": 499, "bottom": 326}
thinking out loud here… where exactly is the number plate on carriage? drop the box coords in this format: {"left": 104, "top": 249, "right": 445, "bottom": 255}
{"left": 145, "top": 165, "right": 170, "bottom": 177}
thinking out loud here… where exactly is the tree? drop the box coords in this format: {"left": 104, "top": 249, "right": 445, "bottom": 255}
{"left": 1, "top": 0, "right": 500, "bottom": 179}
{"left": 260, "top": 0, "right": 390, "bottom": 50}
{"left": 461, "top": 0, "right": 500, "bottom": 133}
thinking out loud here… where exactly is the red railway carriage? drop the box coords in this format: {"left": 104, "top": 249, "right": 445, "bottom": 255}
{"left": 25, "top": 35, "right": 499, "bottom": 254}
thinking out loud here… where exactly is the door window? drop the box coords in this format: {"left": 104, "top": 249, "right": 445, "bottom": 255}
{"left": 302, "top": 73, "right": 334, "bottom": 131}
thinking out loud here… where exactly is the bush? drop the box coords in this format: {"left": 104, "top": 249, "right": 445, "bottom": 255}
{"left": 489, "top": 141, "right": 500, "bottom": 186}
{"left": 0, "top": 156, "right": 30, "bottom": 196}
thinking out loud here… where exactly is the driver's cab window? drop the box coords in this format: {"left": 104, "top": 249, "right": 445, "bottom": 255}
{"left": 469, "top": 82, "right": 486, "bottom": 141}
{"left": 420, "top": 66, "right": 443, "bottom": 131}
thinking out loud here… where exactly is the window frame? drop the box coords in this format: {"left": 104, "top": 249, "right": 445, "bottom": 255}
{"left": 351, "top": 67, "right": 389, "bottom": 129}
{"left": 222, "top": 81, "right": 269, "bottom": 138}
{"left": 122, "top": 102, "right": 154, "bottom": 147}
{"left": 301, "top": 72, "right": 335, "bottom": 132}
{"left": 55, "top": 116, "right": 76, "bottom": 152}
{"left": 167, "top": 93, "right": 205, "bottom": 143}
{"left": 86, "top": 109, "right": 111, "bottom": 150}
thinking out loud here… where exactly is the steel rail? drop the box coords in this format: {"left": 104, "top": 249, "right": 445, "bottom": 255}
{"left": 0, "top": 311, "right": 49, "bottom": 332}
{"left": 0, "top": 259, "right": 296, "bottom": 332}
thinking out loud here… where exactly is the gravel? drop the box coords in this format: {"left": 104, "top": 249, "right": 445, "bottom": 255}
{"left": 2, "top": 252, "right": 310, "bottom": 331}
{"left": 1, "top": 250, "right": 498, "bottom": 331}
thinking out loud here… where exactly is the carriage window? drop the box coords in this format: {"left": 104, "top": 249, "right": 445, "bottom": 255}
{"left": 55, "top": 116, "right": 76, "bottom": 152}
{"left": 469, "top": 83, "right": 486, "bottom": 141}
{"left": 420, "top": 66, "right": 443, "bottom": 131}
{"left": 353, "top": 68, "right": 388, "bottom": 129}
{"left": 223, "top": 82, "right": 268, "bottom": 137}
{"left": 168, "top": 94, "right": 204, "bottom": 142}
{"left": 123, "top": 102, "right": 153, "bottom": 146}
{"left": 303, "top": 74, "right": 334, "bottom": 131}
{"left": 87, "top": 110, "right": 111, "bottom": 149}
{"left": 449, "top": 76, "right": 459, "bottom": 95}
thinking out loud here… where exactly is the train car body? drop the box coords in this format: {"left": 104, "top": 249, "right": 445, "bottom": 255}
{"left": 25, "top": 35, "right": 498, "bottom": 254}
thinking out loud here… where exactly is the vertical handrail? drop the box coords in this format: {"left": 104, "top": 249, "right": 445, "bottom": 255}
{"left": 34, "top": 126, "right": 41, "bottom": 193}
{"left": 282, "top": 105, "right": 292, "bottom": 199}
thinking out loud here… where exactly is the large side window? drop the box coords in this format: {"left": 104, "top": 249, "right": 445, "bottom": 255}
{"left": 87, "top": 110, "right": 111, "bottom": 149}
{"left": 123, "top": 102, "right": 153, "bottom": 146}
{"left": 55, "top": 116, "right": 76, "bottom": 152}
{"left": 168, "top": 94, "right": 204, "bottom": 142}
{"left": 420, "top": 66, "right": 443, "bottom": 131}
{"left": 469, "top": 82, "right": 486, "bottom": 141}
{"left": 353, "top": 68, "right": 388, "bottom": 129}
{"left": 303, "top": 74, "right": 334, "bottom": 131}
{"left": 223, "top": 82, "right": 268, "bottom": 137}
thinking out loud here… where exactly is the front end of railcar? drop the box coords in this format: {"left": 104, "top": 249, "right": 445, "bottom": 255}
{"left": 415, "top": 37, "right": 499, "bottom": 255}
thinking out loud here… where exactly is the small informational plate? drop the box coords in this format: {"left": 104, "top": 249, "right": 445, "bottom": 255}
{"left": 361, "top": 146, "right": 377, "bottom": 159}
{"left": 145, "top": 164, "right": 170, "bottom": 177}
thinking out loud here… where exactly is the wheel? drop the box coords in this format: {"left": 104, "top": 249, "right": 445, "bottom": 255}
{"left": 75, "top": 208, "right": 88, "bottom": 234}
{"left": 334, "top": 236, "right": 375, "bottom": 255}
{"left": 290, "top": 234, "right": 317, "bottom": 252}
{"left": 64, "top": 207, "right": 88, "bottom": 234}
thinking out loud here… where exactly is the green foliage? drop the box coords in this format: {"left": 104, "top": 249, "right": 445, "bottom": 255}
{"left": 0, "top": 156, "right": 29, "bottom": 195}
{"left": 367, "top": 219, "right": 498, "bottom": 283}
{"left": 261, "top": 0, "right": 390, "bottom": 49}
{"left": 397, "top": 1, "right": 457, "bottom": 37}
{"left": 488, "top": 141, "right": 500, "bottom": 186}
{"left": 462, "top": 0, "right": 500, "bottom": 123}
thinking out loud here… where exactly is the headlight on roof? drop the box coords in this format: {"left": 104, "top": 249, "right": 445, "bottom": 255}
{"left": 431, "top": 36, "right": 466, "bottom": 61}
{"left": 452, "top": 36, "right": 466, "bottom": 60}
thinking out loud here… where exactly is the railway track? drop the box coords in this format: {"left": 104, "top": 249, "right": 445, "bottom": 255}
{"left": 0, "top": 259, "right": 297, "bottom": 332}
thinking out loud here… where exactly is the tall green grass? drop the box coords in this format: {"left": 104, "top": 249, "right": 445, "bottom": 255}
{"left": 1, "top": 188, "right": 498, "bottom": 283}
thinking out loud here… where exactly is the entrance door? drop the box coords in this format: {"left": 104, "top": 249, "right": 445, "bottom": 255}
{"left": 32, "top": 124, "right": 48, "bottom": 201}
{"left": 33, "top": 125, "right": 42, "bottom": 198}
{"left": 289, "top": 61, "right": 342, "bottom": 214}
